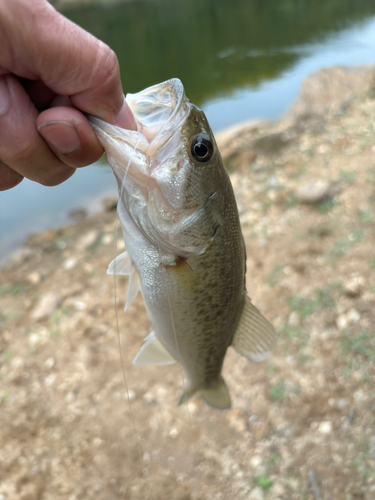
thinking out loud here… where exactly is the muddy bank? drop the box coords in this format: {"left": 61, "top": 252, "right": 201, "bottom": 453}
{"left": 1, "top": 66, "right": 375, "bottom": 500}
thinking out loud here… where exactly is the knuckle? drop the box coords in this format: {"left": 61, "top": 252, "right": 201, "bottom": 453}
{"left": 4, "top": 140, "right": 39, "bottom": 165}
{"left": 38, "top": 167, "right": 75, "bottom": 187}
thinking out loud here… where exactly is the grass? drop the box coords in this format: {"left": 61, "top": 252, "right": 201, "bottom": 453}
{"left": 0, "top": 390, "right": 9, "bottom": 405}
{"left": 253, "top": 475, "right": 274, "bottom": 490}
{"left": 368, "top": 258, "right": 375, "bottom": 269}
{"left": 269, "top": 380, "right": 285, "bottom": 402}
{"left": 358, "top": 209, "right": 374, "bottom": 224}
{"left": 267, "top": 263, "right": 284, "bottom": 287}
{"left": 50, "top": 329, "right": 59, "bottom": 339}
{"left": 326, "top": 230, "right": 365, "bottom": 260}
{"left": 3, "top": 350, "right": 13, "bottom": 363}
{"left": 278, "top": 325, "right": 309, "bottom": 350}
{"left": 340, "top": 169, "right": 357, "bottom": 183}
{"left": 288, "top": 283, "right": 341, "bottom": 318}
{"left": 50, "top": 307, "right": 70, "bottom": 324}
{"left": 0, "top": 283, "right": 25, "bottom": 296}
{"left": 341, "top": 330, "right": 375, "bottom": 361}
{"left": 315, "top": 198, "right": 338, "bottom": 213}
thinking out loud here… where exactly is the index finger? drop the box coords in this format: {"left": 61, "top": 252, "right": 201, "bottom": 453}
{"left": 0, "top": 0, "right": 135, "bottom": 127}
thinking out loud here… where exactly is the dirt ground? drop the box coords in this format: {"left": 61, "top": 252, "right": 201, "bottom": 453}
{"left": 1, "top": 67, "right": 375, "bottom": 500}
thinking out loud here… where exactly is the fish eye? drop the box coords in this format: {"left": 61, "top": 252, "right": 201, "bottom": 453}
{"left": 191, "top": 135, "right": 214, "bottom": 163}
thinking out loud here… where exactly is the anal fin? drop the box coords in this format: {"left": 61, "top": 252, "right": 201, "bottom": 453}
{"left": 133, "top": 331, "right": 176, "bottom": 365}
{"left": 107, "top": 251, "right": 132, "bottom": 276}
{"left": 125, "top": 264, "right": 141, "bottom": 311}
{"left": 231, "top": 295, "right": 276, "bottom": 363}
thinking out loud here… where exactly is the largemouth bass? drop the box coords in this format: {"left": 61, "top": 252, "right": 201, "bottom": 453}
{"left": 90, "top": 79, "right": 276, "bottom": 409}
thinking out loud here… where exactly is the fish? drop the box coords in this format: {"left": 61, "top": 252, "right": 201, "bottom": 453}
{"left": 89, "top": 78, "right": 276, "bottom": 410}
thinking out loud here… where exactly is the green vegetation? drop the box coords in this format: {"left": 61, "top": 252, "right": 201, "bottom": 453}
{"left": 315, "top": 198, "right": 338, "bottom": 213}
{"left": 288, "top": 283, "right": 341, "bottom": 318}
{"left": 253, "top": 474, "right": 274, "bottom": 490}
{"left": 267, "top": 263, "right": 284, "bottom": 287}
{"left": 269, "top": 380, "right": 285, "bottom": 401}
{"left": 358, "top": 209, "right": 374, "bottom": 224}
{"left": 341, "top": 330, "right": 375, "bottom": 361}
{"left": 4, "top": 350, "right": 14, "bottom": 363}
{"left": 326, "top": 230, "right": 365, "bottom": 260}
{"left": 0, "top": 390, "right": 9, "bottom": 405}
{"left": 340, "top": 169, "right": 357, "bottom": 183}
{"left": 51, "top": 307, "right": 70, "bottom": 324}
{"left": 0, "top": 283, "right": 25, "bottom": 296}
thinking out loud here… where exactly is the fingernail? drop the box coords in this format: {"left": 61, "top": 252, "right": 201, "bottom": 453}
{"left": 0, "top": 76, "right": 10, "bottom": 116}
{"left": 38, "top": 121, "right": 81, "bottom": 153}
{"left": 116, "top": 99, "right": 137, "bottom": 130}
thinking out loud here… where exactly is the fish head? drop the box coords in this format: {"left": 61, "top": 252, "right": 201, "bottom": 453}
{"left": 90, "top": 79, "right": 228, "bottom": 257}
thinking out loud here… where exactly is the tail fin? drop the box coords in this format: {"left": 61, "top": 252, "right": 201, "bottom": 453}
{"left": 178, "top": 376, "right": 231, "bottom": 410}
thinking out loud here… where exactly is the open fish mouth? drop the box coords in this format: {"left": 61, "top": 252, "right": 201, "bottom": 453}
{"left": 89, "top": 79, "right": 198, "bottom": 228}
{"left": 127, "top": 78, "right": 189, "bottom": 155}
{"left": 89, "top": 79, "right": 190, "bottom": 187}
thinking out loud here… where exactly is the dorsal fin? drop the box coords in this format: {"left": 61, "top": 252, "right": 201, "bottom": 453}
{"left": 107, "top": 251, "right": 132, "bottom": 276}
{"left": 133, "top": 331, "right": 176, "bottom": 365}
{"left": 231, "top": 295, "right": 276, "bottom": 362}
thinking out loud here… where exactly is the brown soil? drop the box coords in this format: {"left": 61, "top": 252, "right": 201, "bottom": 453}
{"left": 1, "top": 67, "right": 375, "bottom": 500}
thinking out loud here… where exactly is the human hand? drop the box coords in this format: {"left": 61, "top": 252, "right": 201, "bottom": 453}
{"left": 0, "top": 0, "right": 136, "bottom": 191}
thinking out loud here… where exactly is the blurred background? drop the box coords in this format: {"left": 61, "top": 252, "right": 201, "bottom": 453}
{"left": 1, "top": 0, "right": 375, "bottom": 262}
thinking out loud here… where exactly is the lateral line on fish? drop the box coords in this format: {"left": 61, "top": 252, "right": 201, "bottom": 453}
{"left": 113, "top": 137, "right": 146, "bottom": 475}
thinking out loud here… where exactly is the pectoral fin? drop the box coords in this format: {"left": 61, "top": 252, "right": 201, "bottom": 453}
{"left": 231, "top": 295, "right": 276, "bottom": 362}
{"left": 133, "top": 331, "right": 176, "bottom": 365}
{"left": 107, "top": 251, "right": 132, "bottom": 276}
{"left": 124, "top": 265, "right": 141, "bottom": 311}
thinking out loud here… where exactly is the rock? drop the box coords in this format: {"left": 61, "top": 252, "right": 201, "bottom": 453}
{"left": 249, "top": 486, "right": 264, "bottom": 500}
{"left": 63, "top": 258, "right": 78, "bottom": 270}
{"left": 286, "top": 65, "right": 375, "bottom": 119}
{"left": 68, "top": 208, "right": 87, "bottom": 222}
{"left": 347, "top": 308, "right": 361, "bottom": 323}
{"left": 344, "top": 276, "right": 364, "bottom": 297}
{"left": 27, "top": 272, "right": 41, "bottom": 285}
{"left": 76, "top": 230, "right": 99, "bottom": 251}
{"left": 295, "top": 180, "right": 341, "bottom": 204}
{"left": 318, "top": 421, "right": 333, "bottom": 434}
{"left": 103, "top": 197, "right": 118, "bottom": 212}
{"left": 336, "top": 314, "right": 348, "bottom": 331}
{"left": 31, "top": 293, "right": 60, "bottom": 320}
{"left": 288, "top": 311, "right": 300, "bottom": 327}
{"left": 252, "top": 132, "right": 291, "bottom": 155}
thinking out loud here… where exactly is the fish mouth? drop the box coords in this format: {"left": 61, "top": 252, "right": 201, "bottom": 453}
{"left": 126, "top": 78, "right": 189, "bottom": 155}
{"left": 89, "top": 79, "right": 193, "bottom": 223}
{"left": 89, "top": 78, "right": 190, "bottom": 175}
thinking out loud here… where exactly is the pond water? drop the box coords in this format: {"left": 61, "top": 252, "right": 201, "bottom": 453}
{"left": 1, "top": 0, "right": 375, "bottom": 263}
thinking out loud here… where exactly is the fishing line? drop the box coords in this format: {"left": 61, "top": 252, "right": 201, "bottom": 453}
{"left": 112, "top": 135, "right": 145, "bottom": 474}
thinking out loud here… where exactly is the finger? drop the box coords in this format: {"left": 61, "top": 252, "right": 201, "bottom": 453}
{"left": 37, "top": 106, "right": 104, "bottom": 168}
{"left": 0, "top": 160, "right": 23, "bottom": 191}
{"left": 0, "top": 74, "right": 76, "bottom": 186}
{"left": 2, "top": 0, "right": 136, "bottom": 129}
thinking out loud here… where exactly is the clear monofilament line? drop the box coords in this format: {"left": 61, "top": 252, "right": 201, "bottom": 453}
{"left": 112, "top": 136, "right": 145, "bottom": 473}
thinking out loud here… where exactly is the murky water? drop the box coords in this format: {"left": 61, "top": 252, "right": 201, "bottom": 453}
{"left": 1, "top": 0, "right": 375, "bottom": 262}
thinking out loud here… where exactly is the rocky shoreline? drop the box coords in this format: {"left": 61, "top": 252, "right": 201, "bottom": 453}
{"left": 1, "top": 66, "right": 375, "bottom": 500}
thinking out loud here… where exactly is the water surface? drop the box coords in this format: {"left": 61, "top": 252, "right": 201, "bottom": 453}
{"left": 1, "top": 0, "right": 375, "bottom": 262}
